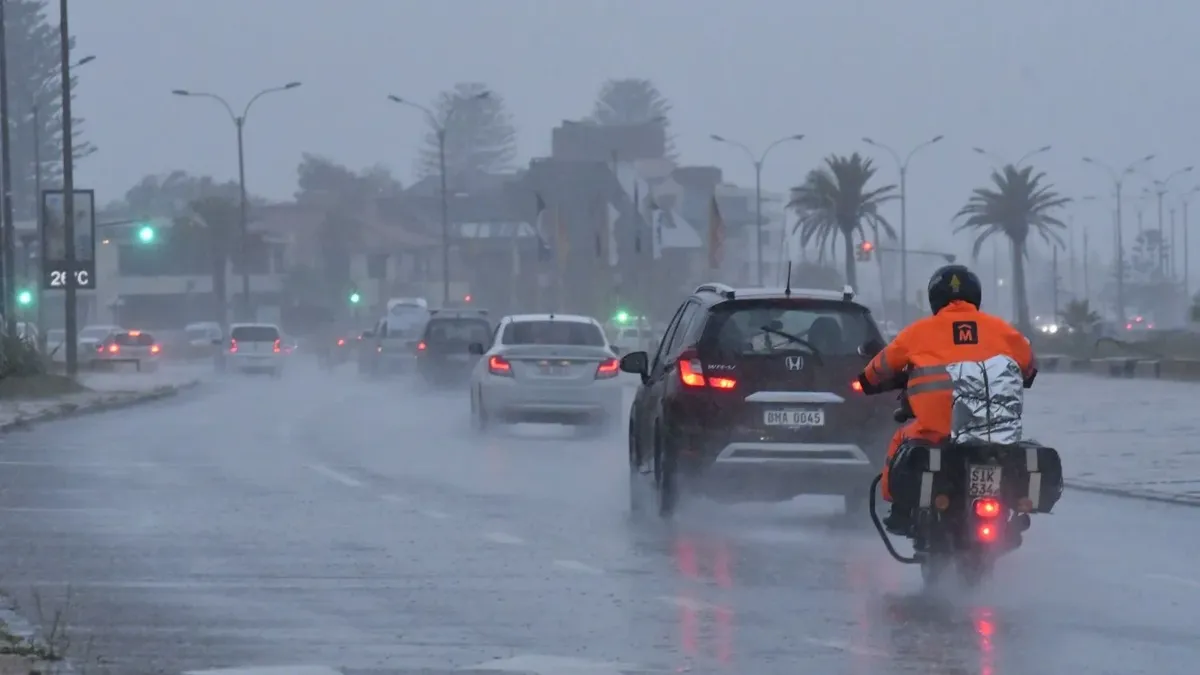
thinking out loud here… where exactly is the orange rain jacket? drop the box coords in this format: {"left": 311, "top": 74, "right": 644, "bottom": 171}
{"left": 858, "top": 301, "right": 1037, "bottom": 500}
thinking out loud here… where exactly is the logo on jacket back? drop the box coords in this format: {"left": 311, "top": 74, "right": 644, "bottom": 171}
{"left": 785, "top": 356, "right": 804, "bottom": 371}
{"left": 952, "top": 320, "right": 979, "bottom": 345}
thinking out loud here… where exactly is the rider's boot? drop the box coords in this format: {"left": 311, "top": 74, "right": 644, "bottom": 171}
{"left": 883, "top": 506, "right": 913, "bottom": 535}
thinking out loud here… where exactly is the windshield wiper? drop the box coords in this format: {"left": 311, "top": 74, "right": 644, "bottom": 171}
{"left": 758, "top": 326, "right": 824, "bottom": 364}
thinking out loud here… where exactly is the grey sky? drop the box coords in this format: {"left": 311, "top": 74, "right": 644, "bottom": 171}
{"left": 69, "top": 0, "right": 1199, "bottom": 257}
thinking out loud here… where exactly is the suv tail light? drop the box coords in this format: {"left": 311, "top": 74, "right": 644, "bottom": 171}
{"left": 416, "top": 341, "right": 427, "bottom": 351}
{"left": 273, "top": 339, "right": 281, "bottom": 353}
{"left": 229, "top": 338, "right": 238, "bottom": 354}
{"left": 973, "top": 497, "right": 1001, "bottom": 519}
{"left": 107, "top": 343, "right": 120, "bottom": 354}
{"left": 678, "top": 348, "right": 735, "bottom": 390}
{"left": 488, "top": 354, "right": 513, "bottom": 376}
{"left": 150, "top": 344, "right": 161, "bottom": 355}
{"left": 595, "top": 357, "right": 619, "bottom": 379}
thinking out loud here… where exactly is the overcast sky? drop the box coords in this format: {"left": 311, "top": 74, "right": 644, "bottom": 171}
{"left": 68, "top": 0, "right": 1200, "bottom": 257}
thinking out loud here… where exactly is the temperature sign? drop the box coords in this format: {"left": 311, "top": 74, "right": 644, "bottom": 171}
{"left": 45, "top": 268, "right": 92, "bottom": 289}
{"left": 40, "top": 188, "right": 97, "bottom": 290}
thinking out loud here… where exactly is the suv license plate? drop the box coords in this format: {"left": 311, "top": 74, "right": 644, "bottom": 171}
{"left": 968, "top": 465, "right": 1002, "bottom": 497}
{"left": 763, "top": 409, "right": 824, "bottom": 426}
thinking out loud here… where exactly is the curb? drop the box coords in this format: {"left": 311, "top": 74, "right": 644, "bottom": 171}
{"left": 0, "top": 379, "right": 201, "bottom": 433}
{"left": 1066, "top": 480, "right": 1200, "bottom": 507}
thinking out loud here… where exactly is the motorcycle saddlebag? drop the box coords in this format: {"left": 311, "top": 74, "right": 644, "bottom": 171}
{"left": 887, "top": 441, "right": 940, "bottom": 510}
{"left": 1011, "top": 440, "right": 1064, "bottom": 513}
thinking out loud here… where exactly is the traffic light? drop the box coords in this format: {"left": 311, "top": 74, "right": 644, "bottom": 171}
{"left": 136, "top": 224, "right": 156, "bottom": 244}
{"left": 348, "top": 289, "right": 361, "bottom": 305}
{"left": 16, "top": 289, "right": 32, "bottom": 307}
{"left": 856, "top": 240, "right": 874, "bottom": 262}
{"left": 613, "top": 310, "right": 630, "bottom": 324}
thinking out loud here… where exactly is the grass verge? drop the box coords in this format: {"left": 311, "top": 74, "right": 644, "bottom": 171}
{"left": 0, "top": 376, "right": 88, "bottom": 401}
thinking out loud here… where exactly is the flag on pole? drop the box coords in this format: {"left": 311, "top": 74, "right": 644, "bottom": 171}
{"left": 707, "top": 194, "right": 724, "bottom": 270}
{"left": 534, "top": 193, "right": 552, "bottom": 262}
{"left": 606, "top": 202, "right": 620, "bottom": 267}
{"left": 633, "top": 183, "right": 642, "bottom": 255}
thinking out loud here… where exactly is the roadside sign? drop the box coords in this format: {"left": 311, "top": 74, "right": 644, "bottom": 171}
{"left": 40, "top": 188, "right": 96, "bottom": 290}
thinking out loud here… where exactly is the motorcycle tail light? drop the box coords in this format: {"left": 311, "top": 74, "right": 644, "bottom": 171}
{"left": 973, "top": 497, "right": 1001, "bottom": 518}
{"left": 976, "top": 524, "right": 998, "bottom": 543}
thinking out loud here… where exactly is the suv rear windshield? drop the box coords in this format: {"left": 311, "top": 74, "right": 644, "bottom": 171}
{"left": 230, "top": 326, "right": 280, "bottom": 342}
{"left": 702, "top": 300, "right": 880, "bottom": 357}
{"left": 425, "top": 319, "right": 491, "bottom": 344}
{"left": 503, "top": 321, "right": 606, "bottom": 346}
{"left": 114, "top": 332, "right": 155, "bottom": 346}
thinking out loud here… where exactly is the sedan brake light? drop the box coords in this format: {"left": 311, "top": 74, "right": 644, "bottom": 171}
{"left": 488, "top": 354, "right": 512, "bottom": 376}
{"left": 417, "top": 341, "right": 427, "bottom": 351}
{"left": 150, "top": 344, "right": 161, "bottom": 355}
{"left": 677, "top": 348, "right": 735, "bottom": 390}
{"left": 336, "top": 338, "right": 345, "bottom": 347}
{"left": 272, "top": 339, "right": 281, "bottom": 353}
{"left": 595, "top": 357, "right": 619, "bottom": 379}
{"left": 229, "top": 338, "right": 238, "bottom": 354}
{"left": 107, "top": 343, "right": 120, "bottom": 354}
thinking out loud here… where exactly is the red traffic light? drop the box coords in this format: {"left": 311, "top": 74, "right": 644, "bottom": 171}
{"left": 861, "top": 241, "right": 874, "bottom": 251}
{"left": 463, "top": 294, "right": 472, "bottom": 303}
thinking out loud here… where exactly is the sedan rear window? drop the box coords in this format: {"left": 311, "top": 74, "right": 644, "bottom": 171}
{"left": 703, "top": 300, "right": 879, "bottom": 356}
{"left": 114, "top": 332, "right": 155, "bottom": 346}
{"left": 230, "top": 326, "right": 280, "bottom": 342}
{"left": 503, "top": 321, "right": 606, "bottom": 346}
{"left": 425, "top": 319, "right": 491, "bottom": 344}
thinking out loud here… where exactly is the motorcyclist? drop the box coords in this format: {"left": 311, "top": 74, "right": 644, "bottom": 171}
{"left": 855, "top": 264, "right": 1038, "bottom": 533}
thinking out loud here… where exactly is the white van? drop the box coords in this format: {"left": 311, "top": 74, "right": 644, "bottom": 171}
{"left": 225, "top": 323, "right": 285, "bottom": 377}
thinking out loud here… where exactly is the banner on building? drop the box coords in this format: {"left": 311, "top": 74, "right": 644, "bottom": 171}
{"left": 40, "top": 188, "right": 96, "bottom": 290}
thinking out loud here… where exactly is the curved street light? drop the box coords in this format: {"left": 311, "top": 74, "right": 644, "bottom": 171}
{"left": 387, "top": 90, "right": 491, "bottom": 306}
{"left": 1146, "top": 166, "right": 1195, "bottom": 276}
{"left": 172, "top": 82, "right": 302, "bottom": 320}
{"left": 1180, "top": 185, "right": 1200, "bottom": 294}
{"left": 862, "top": 135, "right": 944, "bottom": 324}
{"left": 971, "top": 144, "right": 1052, "bottom": 168}
{"left": 1082, "top": 154, "right": 1156, "bottom": 321}
{"left": 708, "top": 134, "right": 804, "bottom": 286}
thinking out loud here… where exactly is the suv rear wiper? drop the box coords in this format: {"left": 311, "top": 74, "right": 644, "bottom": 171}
{"left": 758, "top": 326, "right": 824, "bottom": 364}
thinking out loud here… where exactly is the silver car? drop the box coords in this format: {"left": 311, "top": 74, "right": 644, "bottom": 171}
{"left": 468, "top": 313, "right": 624, "bottom": 435}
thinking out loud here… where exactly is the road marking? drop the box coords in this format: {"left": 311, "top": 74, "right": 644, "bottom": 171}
{"left": 461, "top": 654, "right": 639, "bottom": 673}
{"left": 184, "top": 666, "right": 342, "bottom": 675}
{"left": 419, "top": 509, "right": 451, "bottom": 519}
{"left": 1145, "top": 573, "right": 1200, "bottom": 590}
{"left": 802, "top": 637, "right": 890, "bottom": 658}
{"left": 380, "top": 494, "right": 407, "bottom": 504}
{"left": 552, "top": 559, "right": 604, "bottom": 575}
{"left": 483, "top": 531, "right": 525, "bottom": 545}
{"left": 305, "top": 464, "right": 362, "bottom": 488}
{"left": 0, "top": 506, "right": 123, "bottom": 514}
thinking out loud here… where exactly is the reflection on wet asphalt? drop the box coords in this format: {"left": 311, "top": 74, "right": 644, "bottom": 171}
{"left": 0, "top": 365, "right": 1195, "bottom": 674}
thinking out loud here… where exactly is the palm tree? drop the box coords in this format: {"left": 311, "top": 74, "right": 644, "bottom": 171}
{"left": 788, "top": 153, "right": 897, "bottom": 288}
{"left": 955, "top": 165, "right": 1070, "bottom": 333}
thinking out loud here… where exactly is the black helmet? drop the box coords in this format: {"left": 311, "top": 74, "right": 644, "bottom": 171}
{"left": 927, "top": 264, "right": 982, "bottom": 315}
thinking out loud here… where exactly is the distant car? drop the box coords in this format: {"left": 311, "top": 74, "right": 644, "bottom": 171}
{"left": 184, "top": 322, "right": 223, "bottom": 359}
{"left": 416, "top": 308, "right": 491, "bottom": 386}
{"left": 359, "top": 306, "right": 430, "bottom": 377}
{"left": 78, "top": 324, "right": 124, "bottom": 368}
{"left": 622, "top": 282, "right": 893, "bottom": 517}
{"left": 223, "top": 323, "right": 285, "bottom": 377}
{"left": 94, "top": 330, "right": 162, "bottom": 372}
{"left": 468, "top": 313, "right": 623, "bottom": 436}
{"left": 608, "top": 322, "right": 656, "bottom": 356}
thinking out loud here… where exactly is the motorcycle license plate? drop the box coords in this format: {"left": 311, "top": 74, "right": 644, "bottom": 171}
{"left": 968, "top": 465, "right": 1002, "bottom": 497}
{"left": 763, "top": 409, "right": 824, "bottom": 426}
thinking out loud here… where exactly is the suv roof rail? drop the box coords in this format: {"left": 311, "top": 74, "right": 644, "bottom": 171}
{"left": 842, "top": 285, "right": 855, "bottom": 302}
{"left": 695, "top": 282, "right": 736, "bottom": 299}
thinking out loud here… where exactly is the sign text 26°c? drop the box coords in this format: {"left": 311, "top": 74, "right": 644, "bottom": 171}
{"left": 45, "top": 268, "right": 92, "bottom": 290}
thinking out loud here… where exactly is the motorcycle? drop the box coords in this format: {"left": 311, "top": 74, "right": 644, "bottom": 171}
{"left": 867, "top": 387, "right": 1063, "bottom": 588}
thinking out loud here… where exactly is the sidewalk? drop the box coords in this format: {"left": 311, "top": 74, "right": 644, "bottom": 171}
{"left": 0, "top": 364, "right": 205, "bottom": 430}
{"left": 1025, "top": 374, "right": 1200, "bottom": 504}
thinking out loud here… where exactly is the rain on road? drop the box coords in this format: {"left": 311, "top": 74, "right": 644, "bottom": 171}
{"left": 0, "top": 364, "right": 1194, "bottom": 674}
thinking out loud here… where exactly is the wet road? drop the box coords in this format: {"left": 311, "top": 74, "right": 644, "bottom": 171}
{"left": 0, "top": 365, "right": 1196, "bottom": 674}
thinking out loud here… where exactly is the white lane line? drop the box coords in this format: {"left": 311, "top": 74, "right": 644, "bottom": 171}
{"left": 419, "top": 509, "right": 451, "bottom": 519}
{"left": 304, "top": 463, "right": 363, "bottom": 488}
{"left": 552, "top": 559, "right": 604, "bottom": 575}
{"left": 802, "top": 637, "right": 890, "bottom": 658}
{"left": 185, "top": 666, "right": 344, "bottom": 675}
{"left": 483, "top": 531, "right": 525, "bottom": 545}
{"left": 380, "top": 494, "right": 407, "bottom": 504}
{"left": 1145, "top": 573, "right": 1200, "bottom": 590}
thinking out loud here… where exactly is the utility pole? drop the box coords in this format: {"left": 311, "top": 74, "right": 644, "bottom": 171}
{"left": 709, "top": 133, "right": 805, "bottom": 286}
{"left": 59, "top": 0, "right": 78, "bottom": 376}
{"left": 1083, "top": 154, "right": 1156, "bottom": 323}
{"left": 1051, "top": 244, "right": 1059, "bottom": 321}
{"left": 863, "top": 135, "right": 944, "bottom": 325}
{"left": 0, "top": 0, "right": 15, "bottom": 339}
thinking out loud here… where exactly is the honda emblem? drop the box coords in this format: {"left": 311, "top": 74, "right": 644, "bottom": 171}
{"left": 785, "top": 356, "right": 804, "bottom": 371}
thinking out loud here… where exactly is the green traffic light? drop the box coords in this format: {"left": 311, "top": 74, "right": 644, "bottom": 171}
{"left": 349, "top": 292, "right": 361, "bottom": 304}
{"left": 614, "top": 311, "right": 630, "bottom": 324}
{"left": 16, "top": 290, "right": 32, "bottom": 306}
{"left": 137, "top": 225, "right": 155, "bottom": 243}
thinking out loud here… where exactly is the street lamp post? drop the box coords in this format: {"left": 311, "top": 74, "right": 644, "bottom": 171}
{"left": 1181, "top": 186, "right": 1200, "bottom": 297}
{"left": 387, "top": 91, "right": 490, "bottom": 306}
{"left": 971, "top": 144, "right": 1052, "bottom": 169}
{"left": 1082, "top": 154, "right": 1156, "bottom": 322}
{"left": 708, "top": 134, "right": 805, "bottom": 287}
{"left": 172, "top": 82, "right": 302, "bottom": 322}
{"left": 31, "top": 55, "right": 93, "bottom": 350}
{"left": 1148, "top": 166, "right": 1194, "bottom": 277}
{"left": 862, "top": 135, "right": 944, "bottom": 324}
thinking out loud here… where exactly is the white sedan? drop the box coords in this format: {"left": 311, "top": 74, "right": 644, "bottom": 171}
{"left": 468, "top": 313, "right": 624, "bottom": 436}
